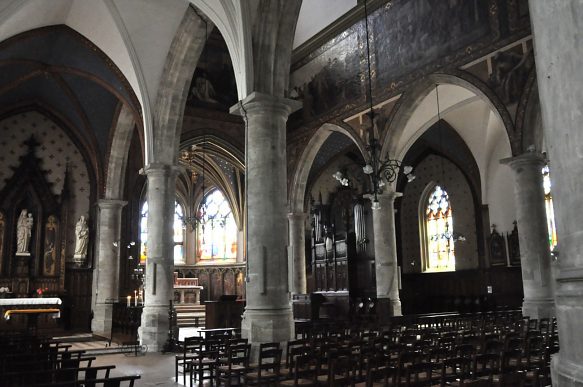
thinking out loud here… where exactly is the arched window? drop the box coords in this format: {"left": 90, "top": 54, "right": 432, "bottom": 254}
{"left": 173, "top": 201, "right": 185, "bottom": 264}
{"left": 140, "top": 201, "right": 148, "bottom": 265}
{"left": 422, "top": 185, "right": 456, "bottom": 272}
{"left": 139, "top": 200, "right": 186, "bottom": 266}
{"left": 542, "top": 165, "right": 558, "bottom": 250}
{"left": 197, "top": 189, "right": 237, "bottom": 262}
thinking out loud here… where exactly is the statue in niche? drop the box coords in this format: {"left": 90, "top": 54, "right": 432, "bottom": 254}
{"left": 73, "top": 216, "right": 89, "bottom": 258}
{"left": 16, "top": 209, "right": 33, "bottom": 255}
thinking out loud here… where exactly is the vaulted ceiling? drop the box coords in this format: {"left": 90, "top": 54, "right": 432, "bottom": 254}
{"left": 0, "top": 25, "right": 140, "bottom": 160}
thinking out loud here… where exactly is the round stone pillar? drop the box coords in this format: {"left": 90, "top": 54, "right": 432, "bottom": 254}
{"left": 367, "top": 191, "right": 402, "bottom": 317}
{"left": 501, "top": 152, "right": 554, "bottom": 319}
{"left": 529, "top": 1, "right": 583, "bottom": 384}
{"left": 231, "top": 92, "right": 301, "bottom": 344}
{"left": 139, "top": 163, "right": 179, "bottom": 352}
{"left": 288, "top": 212, "right": 308, "bottom": 294}
{"left": 91, "top": 199, "right": 127, "bottom": 337}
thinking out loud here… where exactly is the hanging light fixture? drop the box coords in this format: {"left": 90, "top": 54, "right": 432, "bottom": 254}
{"left": 360, "top": 0, "right": 415, "bottom": 209}
{"left": 179, "top": 138, "right": 208, "bottom": 229}
{"left": 178, "top": 15, "right": 210, "bottom": 230}
{"left": 433, "top": 83, "right": 465, "bottom": 245}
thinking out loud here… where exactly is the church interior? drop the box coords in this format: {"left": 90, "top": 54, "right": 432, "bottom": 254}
{"left": 0, "top": 0, "right": 581, "bottom": 386}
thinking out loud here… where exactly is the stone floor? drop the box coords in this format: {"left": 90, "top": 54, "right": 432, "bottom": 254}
{"left": 92, "top": 352, "right": 184, "bottom": 386}
{"left": 86, "top": 328, "right": 205, "bottom": 386}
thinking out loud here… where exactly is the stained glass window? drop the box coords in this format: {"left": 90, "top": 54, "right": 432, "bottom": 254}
{"left": 197, "top": 189, "right": 237, "bottom": 262}
{"left": 140, "top": 201, "right": 148, "bottom": 265}
{"left": 173, "top": 201, "right": 185, "bottom": 264}
{"left": 542, "top": 165, "right": 558, "bottom": 250}
{"left": 425, "top": 185, "right": 456, "bottom": 272}
{"left": 140, "top": 200, "right": 186, "bottom": 265}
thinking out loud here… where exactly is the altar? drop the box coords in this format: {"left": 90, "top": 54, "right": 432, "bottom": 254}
{"left": 0, "top": 297, "right": 62, "bottom": 333}
{"left": 173, "top": 276, "right": 203, "bottom": 304}
{"left": 1, "top": 297, "right": 62, "bottom": 317}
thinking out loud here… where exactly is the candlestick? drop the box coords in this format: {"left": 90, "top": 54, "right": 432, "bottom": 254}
{"left": 127, "top": 295, "right": 131, "bottom": 307}
{"left": 134, "top": 290, "right": 138, "bottom": 307}
{"left": 139, "top": 290, "right": 143, "bottom": 305}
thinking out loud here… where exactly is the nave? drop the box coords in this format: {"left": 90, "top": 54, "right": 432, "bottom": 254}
{"left": 0, "top": 310, "right": 558, "bottom": 386}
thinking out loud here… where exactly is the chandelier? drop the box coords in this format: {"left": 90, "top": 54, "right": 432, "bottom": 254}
{"left": 179, "top": 141, "right": 208, "bottom": 230}
{"left": 360, "top": 0, "right": 414, "bottom": 209}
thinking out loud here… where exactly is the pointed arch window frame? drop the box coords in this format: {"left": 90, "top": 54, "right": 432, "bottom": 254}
{"left": 196, "top": 188, "right": 238, "bottom": 263}
{"left": 419, "top": 182, "right": 456, "bottom": 273}
{"left": 542, "top": 165, "right": 558, "bottom": 250}
{"left": 139, "top": 199, "right": 187, "bottom": 266}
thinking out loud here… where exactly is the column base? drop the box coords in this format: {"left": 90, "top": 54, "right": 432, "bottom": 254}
{"left": 241, "top": 307, "right": 294, "bottom": 344}
{"left": 376, "top": 298, "right": 402, "bottom": 322}
{"left": 552, "top": 354, "right": 583, "bottom": 386}
{"left": 91, "top": 303, "right": 113, "bottom": 338}
{"left": 522, "top": 298, "right": 555, "bottom": 319}
{"left": 390, "top": 299, "right": 402, "bottom": 317}
{"left": 139, "top": 305, "right": 169, "bottom": 352}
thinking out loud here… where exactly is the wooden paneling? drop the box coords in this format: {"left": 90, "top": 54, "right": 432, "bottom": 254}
{"left": 400, "top": 267, "right": 523, "bottom": 315}
{"left": 175, "top": 264, "right": 245, "bottom": 302}
{"left": 64, "top": 268, "right": 93, "bottom": 331}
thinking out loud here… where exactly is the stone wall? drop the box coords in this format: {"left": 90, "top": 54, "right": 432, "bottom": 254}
{"left": 400, "top": 154, "right": 478, "bottom": 273}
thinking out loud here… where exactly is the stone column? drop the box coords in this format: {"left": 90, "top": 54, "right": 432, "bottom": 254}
{"left": 139, "top": 163, "right": 179, "bottom": 352}
{"left": 231, "top": 92, "right": 301, "bottom": 344}
{"left": 236, "top": 229, "right": 245, "bottom": 263}
{"left": 367, "top": 191, "right": 402, "bottom": 317}
{"left": 91, "top": 199, "right": 126, "bottom": 338}
{"left": 501, "top": 152, "right": 554, "bottom": 319}
{"left": 288, "top": 212, "right": 308, "bottom": 294}
{"left": 529, "top": 2, "right": 583, "bottom": 385}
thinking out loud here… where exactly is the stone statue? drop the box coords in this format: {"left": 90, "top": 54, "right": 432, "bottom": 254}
{"left": 74, "top": 215, "right": 89, "bottom": 258}
{"left": 16, "top": 209, "right": 33, "bottom": 255}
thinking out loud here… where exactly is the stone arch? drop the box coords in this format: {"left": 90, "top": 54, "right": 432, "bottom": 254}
{"left": 289, "top": 122, "right": 367, "bottom": 214}
{"left": 149, "top": 7, "right": 213, "bottom": 165}
{"left": 149, "top": 1, "right": 256, "bottom": 166}
{"left": 190, "top": 0, "right": 252, "bottom": 99}
{"left": 515, "top": 71, "right": 544, "bottom": 153}
{"left": 104, "top": 104, "right": 137, "bottom": 200}
{"left": 179, "top": 135, "right": 245, "bottom": 230}
{"left": 382, "top": 71, "right": 518, "bottom": 159}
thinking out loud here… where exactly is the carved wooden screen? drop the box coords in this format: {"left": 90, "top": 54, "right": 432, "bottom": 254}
{"left": 488, "top": 226, "right": 507, "bottom": 266}
{"left": 507, "top": 221, "right": 521, "bottom": 266}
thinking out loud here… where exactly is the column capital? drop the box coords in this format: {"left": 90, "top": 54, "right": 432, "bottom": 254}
{"left": 287, "top": 212, "right": 308, "bottom": 221}
{"left": 500, "top": 151, "right": 547, "bottom": 170}
{"left": 96, "top": 199, "right": 127, "bottom": 210}
{"left": 230, "top": 91, "right": 302, "bottom": 117}
{"left": 140, "top": 162, "right": 182, "bottom": 177}
{"left": 364, "top": 191, "right": 403, "bottom": 208}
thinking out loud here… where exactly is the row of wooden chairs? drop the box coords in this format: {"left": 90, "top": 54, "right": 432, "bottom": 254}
{"left": 0, "top": 333, "right": 141, "bottom": 386}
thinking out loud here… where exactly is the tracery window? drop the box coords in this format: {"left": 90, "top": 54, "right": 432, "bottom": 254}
{"left": 140, "top": 201, "right": 148, "bottom": 265}
{"left": 140, "top": 200, "right": 186, "bottom": 265}
{"left": 173, "top": 201, "right": 185, "bottom": 264}
{"left": 422, "top": 185, "right": 456, "bottom": 272}
{"left": 542, "top": 165, "right": 558, "bottom": 250}
{"left": 197, "top": 189, "right": 237, "bottom": 262}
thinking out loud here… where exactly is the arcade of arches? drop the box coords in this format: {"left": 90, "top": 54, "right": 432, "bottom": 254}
{"left": 0, "top": 0, "right": 581, "bottom": 385}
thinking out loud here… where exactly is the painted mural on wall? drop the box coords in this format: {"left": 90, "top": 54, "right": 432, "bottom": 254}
{"left": 373, "top": 0, "right": 490, "bottom": 87}
{"left": 291, "top": 0, "right": 493, "bottom": 121}
{"left": 187, "top": 32, "right": 237, "bottom": 112}
{"left": 291, "top": 28, "right": 363, "bottom": 120}
{"left": 488, "top": 49, "right": 533, "bottom": 104}
{"left": 43, "top": 215, "right": 58, "bottom": 276}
